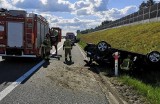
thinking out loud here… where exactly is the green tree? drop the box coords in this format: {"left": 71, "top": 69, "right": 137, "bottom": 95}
{"left": 139, "top": 1, "right": 147, "bottom": 10}
{"left": 76, "top": 30, "right": 80, "bottom": 34}
{"left": 146, "top": 0, "right": 155, "bottom": 7}
{"left": 101, "top": 20, "right": 112, "bottom": 26}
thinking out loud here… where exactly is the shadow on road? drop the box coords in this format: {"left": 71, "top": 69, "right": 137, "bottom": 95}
{"left": 50, "top": 54, "right": 62, "bottom": 60}
{"left": 43, "top": 54, "right": 62, "bottom": 68}
{"left": 0, "top": 57, "right": 41, "bottom": 85}
{"left": 42, "top": 60, "right": 50, "bottom": 68}
{"left": 63, "top": 60, "right": 74, "bottom": 65}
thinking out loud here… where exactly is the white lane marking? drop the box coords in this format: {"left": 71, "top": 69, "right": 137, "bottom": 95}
{"left": 76, "top": 44, "right": 88, "bottom": 60}
{"left": 0, "top": 60, "right": 45, "bottom": 101}
{"left": 0, "top": 57, "right": 2, "bottom": 61}
{"left": 51, "top": 45, "right": 63, "bottom": 55}
{"left": 0, "top": 45, "right": 63, "bottom": 101}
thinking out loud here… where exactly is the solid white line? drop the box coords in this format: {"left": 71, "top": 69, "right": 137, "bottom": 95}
{"left": 76, "top": 44, "right": 88, "bottom": 60}
{"left": 0, "top": 45, "right": 63, "bottom": 101}
{"left": 51, "top": 45, "right": 63, "bottom": 55}
{"left": 0, "top": 60, "right": 45, "bottom": 101}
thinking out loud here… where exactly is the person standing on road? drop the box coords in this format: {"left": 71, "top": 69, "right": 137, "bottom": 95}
{"left": 43, "top": 33, "right": 51, "bottom": 60}
{"left": 63, "top": 36, "right": 73, "bottom": 63}
{"left": 50, "top": 29, "right": 58, "bottom": 55}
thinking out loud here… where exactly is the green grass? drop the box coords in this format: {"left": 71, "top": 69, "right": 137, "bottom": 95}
{"left": 120, "top": 76, "right": 160, "bottom": 104}
{"left": 79, "top": 22, "right": 160, "bottom": 54}
{"left": 77, "top": 36, "right": 86, "bottom": 48}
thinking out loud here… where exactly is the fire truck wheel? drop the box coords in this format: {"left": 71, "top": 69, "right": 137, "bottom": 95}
{"left": 146, "top": 51, "right": 160, "bottom": 63}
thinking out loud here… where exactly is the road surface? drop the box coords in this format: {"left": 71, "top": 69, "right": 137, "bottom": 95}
{"left": 0, "top": 39, "right": 109, "bottom": 104}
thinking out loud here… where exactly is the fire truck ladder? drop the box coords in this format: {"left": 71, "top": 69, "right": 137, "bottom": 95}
{"left": 25, "top": 16, "right": 34, "bottom": 49}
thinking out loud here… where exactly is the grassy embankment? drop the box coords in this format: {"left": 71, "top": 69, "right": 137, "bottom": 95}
{"left": 78, "top": 22, "right": 160, "bottom": 104}
{"left": 78, "top": 22, "right": 160, "bottom": 54}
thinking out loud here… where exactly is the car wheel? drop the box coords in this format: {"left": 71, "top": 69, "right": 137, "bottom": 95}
{"left": 97, "top": 41, "right": 110, "bottom": 52}
{"left": 147, "top": 51, "right": 160, "bottom": 63}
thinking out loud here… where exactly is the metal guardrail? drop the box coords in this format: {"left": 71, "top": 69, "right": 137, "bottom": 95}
{"left": 89, "top": 3, "right": 160, "bottom": 32}
{"left": 108, "top": 3, "right": 160, "bottom": 27}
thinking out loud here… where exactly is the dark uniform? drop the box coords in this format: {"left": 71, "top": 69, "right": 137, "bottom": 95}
{"left": 43, "top": 33, "right": 51, "bottom": 60}
{"left": 50, "top": 29, "right": 58, "bottom": 55}
{"left": 63, "top": 38, "right": 72, "bottom": 62}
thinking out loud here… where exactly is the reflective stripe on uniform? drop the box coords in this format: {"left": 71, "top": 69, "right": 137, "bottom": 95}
{"left": 120, "top": 58, "right": 133, "bottom": 70}
{"left": 64, "top": 39, "right": 72, "bottom": 48}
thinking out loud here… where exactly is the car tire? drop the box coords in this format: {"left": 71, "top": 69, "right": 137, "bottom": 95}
{"left": 146, "top": 51, "right": 160, "bottom": 63}
{"left": 97, "top": 41, "right": 111, "bottom": 52}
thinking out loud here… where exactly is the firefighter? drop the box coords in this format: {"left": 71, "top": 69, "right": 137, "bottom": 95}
{"left": 50, "top": 29, "right": 58, "bottom": 55}
{"left": 63, "top": 36, "right": 73, "bottom": 63}
{"left": 120, "top": 55, "right": 133, "bottom": 71}
{"left": 43, "top": 33, "right": 51, "bottom": 60}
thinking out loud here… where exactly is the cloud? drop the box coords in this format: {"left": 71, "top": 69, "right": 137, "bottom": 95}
{"left": 73, "top": 1, "right": 90, "bottom": 9}
{"left": 96, "top": 5, "right": 138, "bottom": 21}
{"left": 0, "top": 0, "right": 17, "bottom": 9}
{"left": 39, "top": 12, "right": 62, "bottom": 27}
{"left": 13, "top": 0, "right": 42, "bottom": 9}
{"left": 40, "top": 0, "right": 47, "bottom": 5}
{"left": 73, "top": 0, "right": 108, "bottom": 16}
{"left": 91, "top": 0, "right": 108, "bottom": 11}
{"left": 9, "top": 0, "right": 73, "bottom": 12}
{"left": 41, "top": 0, "right": 73, "bottom": 12}
{"left": 1, "top": 0, "right": 107, "bottom": 17}
{"left": 76, "top": 8, "right": 92, "bottom": 15}
{"left": 152, "top": 0, "right": 160, "bottom": 3}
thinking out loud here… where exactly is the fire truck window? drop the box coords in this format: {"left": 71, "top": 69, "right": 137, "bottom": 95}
{"left": 0, "top": 25, "right": 4, "bottom": 31}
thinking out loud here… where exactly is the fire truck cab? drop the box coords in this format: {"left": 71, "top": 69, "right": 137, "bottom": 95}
{"left": 49, "top": 27, "right": 62, "bottom": 45}
{"left": 0, "top": 9, "right": 49, "bottom": 58}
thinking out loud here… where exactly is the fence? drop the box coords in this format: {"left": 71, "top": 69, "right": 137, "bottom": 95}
{"left": 94, "top": 3, "right": 160, "bottom": 31}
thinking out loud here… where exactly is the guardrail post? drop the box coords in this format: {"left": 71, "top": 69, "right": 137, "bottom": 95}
{"left": 113, "top": 52, "right": 120, "bottom": 76}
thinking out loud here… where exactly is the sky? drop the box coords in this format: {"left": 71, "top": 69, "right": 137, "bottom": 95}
{"left": 0, "top": 0, "right": 160, "bottom": 35}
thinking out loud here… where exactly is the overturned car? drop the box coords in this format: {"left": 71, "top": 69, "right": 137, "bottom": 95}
{"left": 84, "top": 41, "right": 160, "bottom": 71}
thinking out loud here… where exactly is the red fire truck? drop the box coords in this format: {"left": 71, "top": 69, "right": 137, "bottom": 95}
{"left": 0, "top": 9, "right": 50, "bottom": 59}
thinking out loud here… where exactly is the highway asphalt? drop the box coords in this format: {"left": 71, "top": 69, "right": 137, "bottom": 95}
{"left": 0, "top": 40, "right": 109, "bottom": 104}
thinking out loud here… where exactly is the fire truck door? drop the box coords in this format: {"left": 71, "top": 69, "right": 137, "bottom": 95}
{"left": 7, "top": 22, "right": 24, "bottom": 48}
